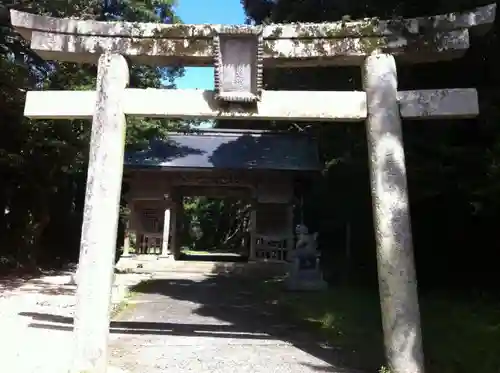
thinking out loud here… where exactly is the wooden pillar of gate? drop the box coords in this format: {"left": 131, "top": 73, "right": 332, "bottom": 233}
{"left": 122, "top": 216, "right": 131, "bottom": 257}
{"left": 121, "top": 193, "right": 133, "bottom": 257}
{"left": 169, "top": 189, "right": 182, "bottom": 260}
{"left": 160, "top": 199, "right": 172, "bottom": 257}
{"left": 249, "top": 207, "right": 257, "bottom": 260}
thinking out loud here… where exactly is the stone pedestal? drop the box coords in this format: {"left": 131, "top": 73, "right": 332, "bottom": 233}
{"left": 284, "top": 251, "right": 327, "bottom": 291}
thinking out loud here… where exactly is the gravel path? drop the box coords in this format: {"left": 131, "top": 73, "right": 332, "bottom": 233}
{"left": 109, "top": 273, "right": 362, "bottom": 373}
{"left": 0, "top": 271, "right": 149, "bottom": 373}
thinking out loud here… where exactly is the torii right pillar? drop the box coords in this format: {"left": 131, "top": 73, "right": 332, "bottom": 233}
{"left": 363, "top": 52, "right": 425, "bottom": 373}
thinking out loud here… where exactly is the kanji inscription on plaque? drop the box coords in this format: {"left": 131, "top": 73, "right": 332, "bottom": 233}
{"left": 213, "top": 26, "right": 263, "bottom": 103}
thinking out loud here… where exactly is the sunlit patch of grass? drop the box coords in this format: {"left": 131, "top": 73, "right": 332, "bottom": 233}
{"left": 110, "top": 289, "right": 139, "bottom": 319}
{"left": 256, "top": 279, "right": 384, "bottom": 370}
{"left": 181, "top": 249, "right": 213, "bottom": 255}
{"left": 257, "top": 279, "right": 500, "bottom": 373}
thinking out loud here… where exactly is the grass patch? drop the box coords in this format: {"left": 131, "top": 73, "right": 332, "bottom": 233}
{"left": 181, "top": 249, "right": 214, "bottom": 256}
{"left": 420, "top": 293, "right": 500, "bottom": 373}
{"left": 257, "top": 279, "right": 500, "bottom": 373}
{"left": 257, "top": 279, "right": 384, "bottom": 370}
{"left": 110, "top": 288, "right": 138, "bottom": 319}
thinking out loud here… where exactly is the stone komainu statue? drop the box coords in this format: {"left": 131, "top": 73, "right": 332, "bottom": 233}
{"left": 294, "top": 224, "right": 319, "bottom": 255}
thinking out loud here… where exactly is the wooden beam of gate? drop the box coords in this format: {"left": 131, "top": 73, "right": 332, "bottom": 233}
{"left": 24, "top": 88, "right": 478, "bottom": 121}
{"left": 10, "top": 4, "right": 495, "bottom": 67}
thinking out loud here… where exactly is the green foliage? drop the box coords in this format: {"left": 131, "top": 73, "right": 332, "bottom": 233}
{"left": 258, "top": 280, "right": 500, "bottom": 373}
{"left": 240, "top": 0, "right": 500, "bottom": 292}
{"left": 239, "top": 3, "right": 500, "bottom": 370}
{"left": 0, "top": 0, "right": 184, "bottom": 270}
{"left": 379, "top": 367, "right": 393, "bottom": 373}
{"left": 181, "top": 197, "right": 250, "bottom": 254}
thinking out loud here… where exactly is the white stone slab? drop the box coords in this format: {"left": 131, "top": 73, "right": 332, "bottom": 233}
{"left": 24, "top": 88, "right": 479, "bottom": 121}
{"left": 24, "top": 89, "right": 368, "bottom": 121}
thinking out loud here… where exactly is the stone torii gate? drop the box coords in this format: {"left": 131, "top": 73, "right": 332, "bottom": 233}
{"left": 10, "top": 4, "right": 496, "bottom": 373}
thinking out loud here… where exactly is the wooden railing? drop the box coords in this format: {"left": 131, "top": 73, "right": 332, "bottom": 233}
{"left": 136, "top": 233, "right": 163, "bottom": 255}
{"left": 252, "top": 235, "right": 293, "bottom": 262}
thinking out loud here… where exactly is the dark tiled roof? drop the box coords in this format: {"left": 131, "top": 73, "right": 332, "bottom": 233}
{"left": 124, "top": 130, "right": 322, "bottom": 172}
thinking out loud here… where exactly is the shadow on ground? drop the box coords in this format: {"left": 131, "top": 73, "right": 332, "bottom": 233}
{"left": 126, "top": 276, "right": 375, "bottom": 372}
{"left": 1, "top": 271, "right": 76, "bottom": 296}
{"left": 0, "top": 275, "right": 35, "bottom": 293}
{"left": 20, "top": 273, "right": 377, "bottom": 372}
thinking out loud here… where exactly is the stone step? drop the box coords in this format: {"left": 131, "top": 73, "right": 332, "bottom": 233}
{"left": 116, "top": 257, "right": 287, "bottom": 278}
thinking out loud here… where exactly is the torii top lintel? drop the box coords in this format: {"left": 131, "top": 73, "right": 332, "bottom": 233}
{"left": 10, "top": 4, "right": 496, "bottom": 67}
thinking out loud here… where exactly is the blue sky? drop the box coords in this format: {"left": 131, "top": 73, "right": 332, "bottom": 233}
{"left": 173, "top": 0, "right": 246, "bottom": 90}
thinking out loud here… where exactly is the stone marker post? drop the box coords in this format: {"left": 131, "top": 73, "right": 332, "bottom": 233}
{"left": 71, "top": 53, "right": 129, "bottom": 373}
{"left": 363, "top": 52, "right": 425, "bottom": 373}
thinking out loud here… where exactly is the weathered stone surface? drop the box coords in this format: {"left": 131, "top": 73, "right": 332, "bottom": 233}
{"left": 24, "top": 87, "right": 479, "bottom": 122}
{"left": 11, "top": 4, "right": 494, "bottom": 39}
{"left": 10, "top": 4, "right": 495, "bottom": 66}
{"left": 24, "top": 29, "right": 471, "bottom": 67}
{"left": 363, "top": 53, "right": 424, "bottom": 373}
{"left": 285, "top": 225, "right": 327, "bottom": 291}
{"left": 264, "top": 3, "right": 496, "bottom": 37}
{"left": 398, "top": 88, "right": 478, "bottom": 119}
{"left": 24, "top": 89, "right": 368, "bottom": 121}
{"left": 213, "top": 27, "right": 264, "bottom": 102}
{"left": 71, "top": 53, "right": 129, "bottom": 373}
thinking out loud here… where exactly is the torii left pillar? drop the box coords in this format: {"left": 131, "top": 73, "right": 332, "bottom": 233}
{"left": 71, "top": 53, "right": 129, "bottom": 373}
